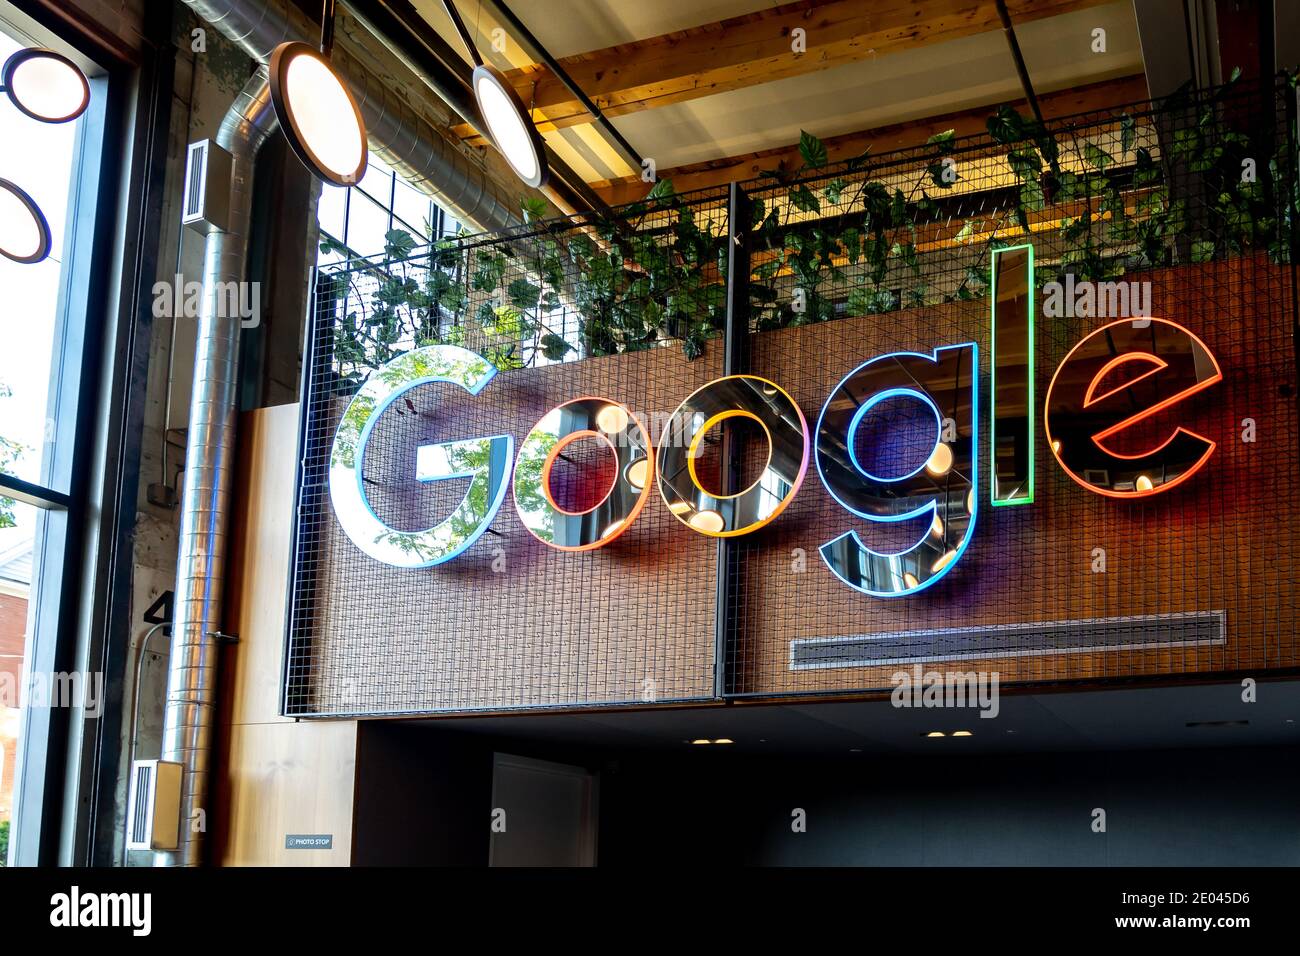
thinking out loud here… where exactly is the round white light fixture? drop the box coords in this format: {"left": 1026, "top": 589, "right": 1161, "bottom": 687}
{"left": 0, "top": 178, "right": 52, "bottom": 264}
{"left": 931, "top": 549, "right": 958, "bottom": 574}
{"left": 625, "top": 458, "right": 648, "bottom": 490}
{"left": 268, "top": 41, "right": 367, "bottom": 187}
{"left": 688, "top": 509, "right": 725, "bottom": 534}
{"left": 1, "top": 48, "right": 89, "bottom": 123}
{"left": 473, "top": 64, "right": 548, "bottom": 189}
{"left": 924, "top": 442, "right": 953, "bottom": 477}
{"left": 596, "top": 403, "right": 628, "bottom": 435}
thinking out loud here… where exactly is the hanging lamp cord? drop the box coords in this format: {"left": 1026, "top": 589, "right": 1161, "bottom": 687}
{"left": 321, "top": 0, "right": 337, "bottom": 56}
{"left": 442, "top": 0, "right": 484, "bottom": 68}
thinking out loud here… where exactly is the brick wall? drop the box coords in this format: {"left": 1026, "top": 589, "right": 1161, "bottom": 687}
{"left": 0, "top": 591, "right": 29, "bottom": 823}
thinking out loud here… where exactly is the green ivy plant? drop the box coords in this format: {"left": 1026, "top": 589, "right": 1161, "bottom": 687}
{"left": 743, "top": 119, "right": 1022, "bottom": 336}
{"left": 321, "top": 72, "right": 1295, "bottom": 381}
{"left": 320, "top": 179, "right": 730, "bottom": 382}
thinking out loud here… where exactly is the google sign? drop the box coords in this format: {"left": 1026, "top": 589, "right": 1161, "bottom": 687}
{"left": 328, "top": 246, "right": 1221, "bottom": 598}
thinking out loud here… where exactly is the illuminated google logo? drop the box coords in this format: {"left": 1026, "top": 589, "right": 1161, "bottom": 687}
{"left": 329, "top": 247, "right": 1221, "bottom": 598}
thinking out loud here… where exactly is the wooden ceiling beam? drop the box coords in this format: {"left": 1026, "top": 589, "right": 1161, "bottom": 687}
{"left": 587, "top": 73, "right": 1149, "bottom": 205}
{"left": 451, "top": 0, "right": 1119, "bottom": 142}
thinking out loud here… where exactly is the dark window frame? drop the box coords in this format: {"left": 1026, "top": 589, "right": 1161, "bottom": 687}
{"left": 1, "top": 0, "right": 171, "bottom": 866}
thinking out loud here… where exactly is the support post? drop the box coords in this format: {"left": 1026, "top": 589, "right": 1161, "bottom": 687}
{"left": 714, "top": 182, "right": 751, "bottom": 699}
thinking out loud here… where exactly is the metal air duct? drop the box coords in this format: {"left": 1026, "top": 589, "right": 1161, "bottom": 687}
{"left": 153, "top": 70, "right": 277, "bottom": 867}
{"left": 183, "top": 0, "right": 522, "bottom": 232}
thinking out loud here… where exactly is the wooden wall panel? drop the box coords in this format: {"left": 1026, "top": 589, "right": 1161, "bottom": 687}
{"left": 736, "top": 255, "right": 1300, "bottom": 695}
{"left": 216, "top": 720, "right": 357, "bottom": 867}
{"left": 214, "top": 404, "right": 357, "bottom": 866}
{"left": 292, "top": 345, "right": 723, "bottom": 716}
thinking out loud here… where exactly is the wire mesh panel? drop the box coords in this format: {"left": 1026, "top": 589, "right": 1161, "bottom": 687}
{"left": 285, "top": 77, "right": 1300, "bottom": 718}
{"left": 729, "top": 78, "right": 1300, "bottom": 697}
{"left": 287, "top": 189, "right": 731, "bottom": 716}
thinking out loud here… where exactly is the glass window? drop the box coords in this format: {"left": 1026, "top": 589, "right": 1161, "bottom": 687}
{"left": 392, "top": 178, "right": 433, "bottom": 241}
{"left": 317, "top": 183, "right": 347, "bottom": 244}
{"left": 0, "top": 501, "right": 39, "bottom": 864}
{"left": 317, "top": 155, "right": 458, "bottom": 260}
{"left": 0, "top": 22, "right": 105, "bottom": 866}
{"left": 344, "top": 189, "right": 392, "bottom": 260}
{"left": 0, "top": 31, "right": 77, "bottom": 488}
{"left": 355, "top": 162, "right": 392, "bottom": 207}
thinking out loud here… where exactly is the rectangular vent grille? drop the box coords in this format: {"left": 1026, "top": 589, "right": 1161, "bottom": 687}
{"left": 790, "top": 611, "right": 1226, "bottom": 670}
{"left": 181, "top": 139, "right": 230, "bottom": 233}
{"left": 184, "top": 141, "right": 206, "bottom": 220}
{"left": 130, "top": 762, "right": 152, "bottom": 844}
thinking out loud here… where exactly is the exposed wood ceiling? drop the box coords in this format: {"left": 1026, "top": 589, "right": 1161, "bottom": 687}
{"left": 591, "top": 74, "right": 1150, "bottom": 204}
{"left": 453, "top": 0, "right": 1119, "bottom": 138}
{"left": 406, "top": 0, "right": 1147, "bottom": 209}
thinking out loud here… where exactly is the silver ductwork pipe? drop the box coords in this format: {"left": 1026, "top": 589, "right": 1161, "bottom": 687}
{"left": 183, "top": 0, "right": 520, "bottom": 233}
{"left": 153, "top": 71, "right": 278, "bottom": 867}
{"left": 151, "top": 0, "right": 520, "bottom": 867}
{"left": 151, "top": 0, "right": 527, "bottom": 866}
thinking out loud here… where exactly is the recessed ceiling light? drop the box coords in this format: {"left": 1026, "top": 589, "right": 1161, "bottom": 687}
{"left": 713, "top": 738, "right": 734, "bottom": 745}
{"left": 269, "top": 41, "right": 368, "bottom": 187}
{"left": 952, "top": 730, "right": 973, "bottom": 737}
{"left": 690, "top": 738, "right": 711, "bottom": 745}
{"left": 925, "top": 731, "right": 946, "bottom": 738}
{"left": 0, "top": 178, "right": 52, "bottom": 264}
{"left": 1, "top": 47, "right": 89, "bottom": 123}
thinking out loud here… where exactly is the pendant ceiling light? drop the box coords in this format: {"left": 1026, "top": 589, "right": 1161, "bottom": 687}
{"left": 268, "top": 0, "right": 368, "bottom": 187}
{"left": 0, "top": 48, "right": 86, "bottom": 265}
{"left": 444, "top": 0, "right": 548, "bottom": 189}
{"left": 1, "top": 47, "right": 89, "bottom": 124}
{"left": 0, "top": 178, "right": 52, "bottom": 264}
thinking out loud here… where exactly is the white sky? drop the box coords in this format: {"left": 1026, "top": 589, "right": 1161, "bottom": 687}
{"left": 0, "top": 28, "right": 77, "bottom": 544}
